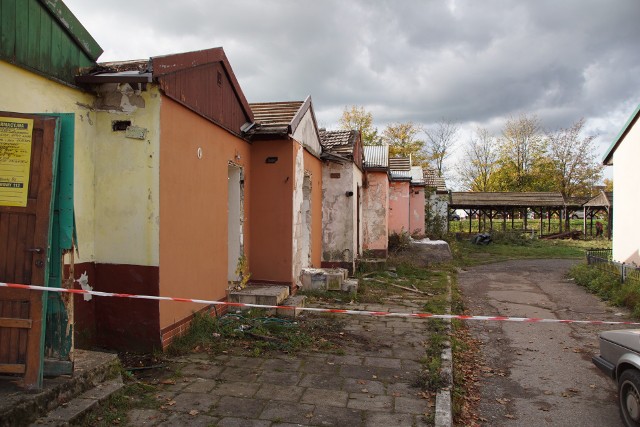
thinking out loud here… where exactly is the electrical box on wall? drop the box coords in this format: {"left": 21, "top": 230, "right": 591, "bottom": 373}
{"left": 125, "top": 126, "right": 147, "bottom": 140}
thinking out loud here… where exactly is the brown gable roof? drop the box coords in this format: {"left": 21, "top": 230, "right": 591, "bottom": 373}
{"left": 319, "top": 129, "right": 356, "bottom": 155}
{"left": 249, "top": 100, "right": 304, "bottom": 136}
{"left": 76, "top": 47, "right": 253, "bottom": 137}
{"left": 388, "top": 157, "right": 411, "bottom": 172}
{"left": 151, "top": 48, "right": 253, "bottom": 133}
{"left": 423, "top": 169, "right": 447, "bottom": 192}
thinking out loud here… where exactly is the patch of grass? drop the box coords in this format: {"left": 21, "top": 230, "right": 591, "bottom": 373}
{"left": 413, "top": 319, "right": 448, "bottom": 391}
{"left": 569, "top": 263, "right": 640, "bottom": 317}
{"left": 451, "top": 237, "right": 599, "bottom": 266}
{"left": 167, "top": 310, "right": 347, "bottom": 357}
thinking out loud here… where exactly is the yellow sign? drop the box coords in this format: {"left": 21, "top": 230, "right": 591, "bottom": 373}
{"left": 0, "top": 117, "right": 33, "bottom": 207}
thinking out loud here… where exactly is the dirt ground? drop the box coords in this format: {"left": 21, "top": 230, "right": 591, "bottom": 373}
{"left": 458, "top": 258, "right": 632, "bottom": 427}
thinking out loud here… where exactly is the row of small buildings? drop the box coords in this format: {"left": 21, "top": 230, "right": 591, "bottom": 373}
{"left": 0, "top": 0, "right": 448, "bottom": 386}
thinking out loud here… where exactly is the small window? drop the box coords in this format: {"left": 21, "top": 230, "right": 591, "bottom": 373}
{"left": 112, "top": 120, "right": 131, "bottom": 131}
{"left": 330, "top": 173, "right": 341, "bottom": 179}
{"left": 217, "top": 71, "right": 223, "bottom": 86}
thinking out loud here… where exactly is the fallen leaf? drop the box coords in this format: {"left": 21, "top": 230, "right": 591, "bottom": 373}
{"left": 358, "top": 380, "right": 367, "bottom": 385}
{"left": 504, "top": 414, "right": 515, "bottom": 419}
{"left": 188, "top": 410, "right": 199, "bottom": 416}
{"left": 161, "top": 379, "right": 176, "bottom": 385}
{"left": 496, "top": 398, "right": 509, "bottom": 405}
{"left": 305, "top": 412, "right": 314, "bottom": 419}
{"left": 167, "top": 400, "right": 176, "bottom": 406}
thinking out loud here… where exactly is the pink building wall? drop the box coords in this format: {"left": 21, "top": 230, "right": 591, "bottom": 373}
{"left": 409, "top": 186, "right": 425, "bottom": 236}
{"left": 388, "top": 181, "right": 410, "bottom": 235}
{"left": 363, "top": 171, "right": 389, "bottom": 257}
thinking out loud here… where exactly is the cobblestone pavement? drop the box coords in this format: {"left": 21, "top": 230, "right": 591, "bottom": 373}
{"left": 125, "top": 303, "right": 433, "bottom": 426}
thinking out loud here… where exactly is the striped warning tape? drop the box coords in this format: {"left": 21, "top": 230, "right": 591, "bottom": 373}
{"left": 2, "top": 281, "right": 639, "bottom": 326}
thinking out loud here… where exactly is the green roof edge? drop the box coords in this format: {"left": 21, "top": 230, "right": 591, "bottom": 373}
{"left": 602, "top": 103, "right": 640, "bottom": 165}
{"left": 39, "top": 0, "right": 103, "bottom": 61}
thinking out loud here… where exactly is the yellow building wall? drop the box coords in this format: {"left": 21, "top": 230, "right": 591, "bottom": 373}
{"left": 92, "top": 87, "right": 161, "bottom": 266}
{"left": 0, "top": 60, "right": 97, "bottom": 264}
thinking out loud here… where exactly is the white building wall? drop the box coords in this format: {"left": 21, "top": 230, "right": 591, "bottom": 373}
{"left": 322, "top": 161, "right": 355, "bottom": 262}
{"left": 612, "top": 121, "right": 640, "bottom": 264}
{"left": 292, "top": 109, "right": 322, "bottom": 157}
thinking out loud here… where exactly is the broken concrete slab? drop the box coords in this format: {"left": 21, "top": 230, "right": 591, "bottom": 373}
{"left": 228, "top": 286, "right": 290, "bottom": 306}
{"left": 300, "top": 268, "right": 348, "bottom": 291}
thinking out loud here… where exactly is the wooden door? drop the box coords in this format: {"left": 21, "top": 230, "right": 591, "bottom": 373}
{"left": 0, "top": 112, "right": 58, "bottom": 389}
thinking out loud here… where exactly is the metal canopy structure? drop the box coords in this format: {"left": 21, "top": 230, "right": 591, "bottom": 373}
{"left": 448, "top": 191, "right": 586, "bottom": 235}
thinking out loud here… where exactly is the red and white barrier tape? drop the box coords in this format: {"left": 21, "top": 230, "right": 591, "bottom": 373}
{"left": 2, "top": 281, "right": 639, "bottom": 326}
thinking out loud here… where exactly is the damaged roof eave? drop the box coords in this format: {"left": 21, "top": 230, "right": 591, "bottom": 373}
{"left": 75, "top": 72, "right": 153, "bottom": 85}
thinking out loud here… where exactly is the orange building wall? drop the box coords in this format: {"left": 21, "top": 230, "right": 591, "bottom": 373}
{"left": 389, "top": 181, "right": 411, "bottom": 235}
{"left": 303, "top": 148, "right": 323, "bottom": 268}
{"left": 158, "top": 97, "right": 252, "bottom": 331}
{"left": 249, "top": 140, "right": 295, "bottom": 284}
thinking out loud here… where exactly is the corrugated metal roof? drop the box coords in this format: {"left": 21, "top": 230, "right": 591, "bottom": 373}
{"left": 249, "top": 101, "right": 304, "bottom": 135}
{"left": 424, "top": 169, "right": 447, "bottom": 192}
{"left": 410, "top": 166, "right": 425, "bottom": 185}
{"left": 388, "top": 157, "right": 411, "bottom": 172}
{"left": 363, "top": 145, "right": 389, "bottom": 169}
{"left": 319, "top": 129, "right": 356, "bottom": 156}
{"left": 450, "top": 192, "right": 566, "bottom": 208}
{"left": 390, "top": 170, "right": 412, "bottom": 181}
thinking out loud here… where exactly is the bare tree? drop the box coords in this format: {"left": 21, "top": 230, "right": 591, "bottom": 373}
{"left": 546, "top": 118, "right": 603, "bottom": 198}
{"left": 424, "top": 118, "right": 459, "bottom": 177}
{"left": 458, "top": 127, "right": 499, "bottom": 191}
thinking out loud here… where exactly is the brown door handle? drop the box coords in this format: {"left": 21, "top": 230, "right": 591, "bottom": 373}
{"left": 26, "top": 247, "right": 43, "bottom": 254}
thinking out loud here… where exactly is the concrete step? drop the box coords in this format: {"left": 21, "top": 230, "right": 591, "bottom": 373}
{"left": 0, "top": 350, "right": 121, "bottom": 426}
{"left": 32, "top": 377, "right": 125, "bottom": 426}
{"left": 300, "top": 268, "right": 348, "bottom": 291}
{"left": 228, "top": 285, "right": 290, "bottom": 306}
{"left": 276, "top": 295, "right": 307, "bottom": 318}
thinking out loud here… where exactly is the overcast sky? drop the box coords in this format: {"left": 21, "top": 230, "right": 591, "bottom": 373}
{"left": 65, "top": 0, "right": 640, "bottom": 182}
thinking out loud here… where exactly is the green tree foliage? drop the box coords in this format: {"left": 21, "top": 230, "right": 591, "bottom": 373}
{"left": 456, "top": 114, "right": 603, "bottom": 197}
{"left": 545, "top": 118, "right": 603, "bottom": 198}
{"left": 381, "top": 122, "right": 429, "bottom": 166}
{"left": 603, "top": 178, "right": 613, "bottom": 192}
{"left": 490, "top": 114, "right": 550, "bottom": 191}
{"left": 339, "top": 105, "right": 380, "bottom": 145}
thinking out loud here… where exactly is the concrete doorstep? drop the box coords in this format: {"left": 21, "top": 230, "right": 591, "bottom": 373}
{"left": 0, "top": 350, "right": 121, "bottom": 427}
{"left": 32, "top": 377, "right": 125, "bottom": 426}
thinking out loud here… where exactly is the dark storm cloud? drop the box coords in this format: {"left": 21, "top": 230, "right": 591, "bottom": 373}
{"left": 65, "top": 0, "right": 640, "bottom": 162}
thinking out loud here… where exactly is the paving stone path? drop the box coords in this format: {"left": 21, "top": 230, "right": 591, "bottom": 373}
{"left": 126, "top": 303, "right": 433, "bottom": 426}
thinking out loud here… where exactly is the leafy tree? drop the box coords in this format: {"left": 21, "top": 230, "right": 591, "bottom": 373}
{"left": 458, "top": 127, "right": 499, "bottom": 191}
{"left": 339, "top": 105, "right": 380, "bottom": 145}
{"left": 381, "top": 122, "right": 429, "bottom": 166}
{"left": 492, "top": 114, "right": 548, "bottom": 191}
{"left": 424, "top": 118, "right": 459, "bottom": 177}
{"left": 545, "top": 118, "right": 603, "bottom": 198}
{"left": 603, "top": 178, "right": 613, "bottom": 192}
